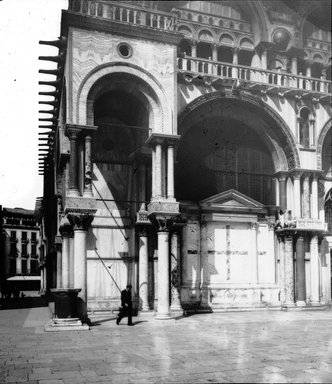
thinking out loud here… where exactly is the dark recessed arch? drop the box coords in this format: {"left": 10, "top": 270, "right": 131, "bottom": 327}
{"left": 177, "top": 91, "right": 300, "bottom": 171}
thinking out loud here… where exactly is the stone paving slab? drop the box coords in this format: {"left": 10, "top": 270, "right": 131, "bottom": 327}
{"left": 1, "top": 306, "right": 332, "bottom": 383}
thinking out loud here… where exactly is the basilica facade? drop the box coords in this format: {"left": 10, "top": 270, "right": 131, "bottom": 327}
{"left": 38, "top": 0, "right": 332, "bottom": 319}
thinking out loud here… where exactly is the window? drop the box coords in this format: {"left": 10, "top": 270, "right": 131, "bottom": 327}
{"left": 21, "top": 244, "right": 28, "bottom": 257}
{"left": 31, "top": 244, "right": 37, "bottom": 258}
{"left": 22, "top": 231, "right": 27, "bottom": 241}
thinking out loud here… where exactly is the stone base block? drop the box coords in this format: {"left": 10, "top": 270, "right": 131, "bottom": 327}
{"left": 44, "top": 318, "right": 90, "bottom": 332}
{"left": 281, "top": 304, "right": 327, "bottom": 312}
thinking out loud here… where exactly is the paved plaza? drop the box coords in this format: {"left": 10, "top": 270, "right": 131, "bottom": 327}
{"left": 0, "top": 302, "right": 332, "bottom": 383}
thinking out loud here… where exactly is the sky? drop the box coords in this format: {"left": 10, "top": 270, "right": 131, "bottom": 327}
{"left": 0, "top": 0, "right": 67, "bottom": 210}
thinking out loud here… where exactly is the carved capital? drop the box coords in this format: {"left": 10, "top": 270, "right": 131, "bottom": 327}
{"left": 67, "top": 212, "right": 94, "bottom": 231}
{"left": 138, "top": 226, "right": 148, "bottom": 237}
{"left": 149, "top": 214, "right": 178, "bottom": 232}
{"left": 59, "top": 214, "right": 73, "bottom": 237}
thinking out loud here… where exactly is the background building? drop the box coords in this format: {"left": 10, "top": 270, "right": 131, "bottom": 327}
{"left": 0, "top": 207, "right": 42, "bottom": 297}
{"left": 38, "top": 0, "right": 331, "bottom": 319}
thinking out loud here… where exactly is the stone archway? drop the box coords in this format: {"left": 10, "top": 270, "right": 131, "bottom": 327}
{"left": 76, "top": 62, "right": 171, "bottom": 133}
{"left": 177, "top": 91, "right": 300, "bottom": 172}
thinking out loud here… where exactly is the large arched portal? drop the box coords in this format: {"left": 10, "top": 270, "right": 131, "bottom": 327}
{"left": 84, "top": 72, "right": 159, "bottom": 311}
{"left": 175, "top": 93, "right": 299, "bottom": 310}
{"left": 175, "top": 94, "right": 298, "bottom": 205}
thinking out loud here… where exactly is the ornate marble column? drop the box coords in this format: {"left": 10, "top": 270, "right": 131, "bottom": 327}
{"left": 83, "top": 134, "right": 93, "bottom": 198}
{"left": 170, "top": 229, "right": 181, "bottom": 312}
{"left": 295, "top": 234, "right": 306, "bottom": 306}
{"left": 311, "top": 175, "right": 319, "bottom": 219}
{"left": 190, "top": 40, "right": 197, "bottom": 57}
{"left": 156, "top": 224, "right": 170, "bottom": 319}
{"left": 151, "top": 148, "right": 156, "bottom": 199}
{"left": 302, "top": 174, "right": 310, "bottom": 218}
{"left": 67, "top": 212, "right": 94, "bottom": 320}
{"left": 146, "top": 134, "right": 180, "bottom": 319}
{"left": 277, "top": 173, "right": 287, "bottom": 211}
{"left": 212, "top": 43, "right": 218, "bottom": 61}
{"left": 280, "top": 232, "right": 295, "bottom": 308}
{"left": 293, "top": 171, "right": 302, "bottom": 218}
{"left": 291, "top": 56, "right": 298, "bottom": 75}
{"left": 59, "top": 216, "right": 73, "bottom": 289}
{"left": 138, "top": 226, "right": 149, "bottom": 311}
{"left": 67, "top": 128, "right": 80, "bottom": 197}
{"left": 278, "top": 235, "right": 286, "bottom": 304}
{"left": 310, "top": 235, "right": 320, "bottom": 306}
{"left": 261, "top": 49, "right": 267, "bottom": 70}
{"left": 155, "top": 144, "right": 162, "bottom": 199}
{"left": 69, "top": 233, "right": 74, "bottom": 288}
{"left": 167, "top": 145, "right": 175, "bottom": 201}
{"left": 305, "top": 62, "right": 312, "bottom": 90}
{"left": 200, "top": 219, "right": 210, "bottom": 307}
{"left": 66, "top": 124, "right": 97, "bottom": 198}
{"left": 232, "top": 47, "right": 239, "bottom": 78}
{"left": 190, "top": 40, "right": 197, "bottom": 71}
{"left": 55, "top": 239, "right": 62, "bottom": 289}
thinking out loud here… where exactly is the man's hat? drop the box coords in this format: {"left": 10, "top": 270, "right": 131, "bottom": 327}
{"left": 126, "top": 284, "right": 132, "bottom": 289}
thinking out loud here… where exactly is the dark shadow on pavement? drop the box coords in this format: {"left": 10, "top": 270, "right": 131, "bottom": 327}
{"left": 0, "top": 296, "right": 48, "bottom": 310}
{"left": 90, "top": 316, "right": 118, "bottom": 326}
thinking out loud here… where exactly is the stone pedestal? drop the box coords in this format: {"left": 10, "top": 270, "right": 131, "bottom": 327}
{"left": 45, "top": 288, "right": 89, "bottom": 332}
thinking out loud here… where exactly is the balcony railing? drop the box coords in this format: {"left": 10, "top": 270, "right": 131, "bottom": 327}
{"left": 68, "top": 0, "right": 177, "bottom": 31}
{"left": 178, "top": 56, "right": 331, "bottom": 95}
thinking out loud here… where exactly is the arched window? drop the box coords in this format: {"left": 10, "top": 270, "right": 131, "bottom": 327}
{"left": 198, "top": 29, "right": 213, "bottom": 42}
{"left": 179, "top": 26, "right": 192, "bottom": 38}
{"left": 209, "top": 17, "right": 214, "bottom": 25}
{"left": 187, "top": 13, "right": 192, "bottom": 21}
{"left": 198, "top": 15, "right": 203, "bottom": 23}
{"left": 299, "top": 107, "right": 310, "bottom": 147}
{"left": 219, "top": 20, "right": 223, "bottom": 27}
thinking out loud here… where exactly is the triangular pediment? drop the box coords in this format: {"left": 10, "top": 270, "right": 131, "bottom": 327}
{"left": 199, "top": 189, "right": 265, "bottom": 211}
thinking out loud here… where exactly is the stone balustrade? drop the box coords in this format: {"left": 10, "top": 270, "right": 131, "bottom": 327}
{"left": 68, "top": 0, "right": 177, "bottom": 31}
{"left": 178, "top": 56, "right": 332, "bottom": 94}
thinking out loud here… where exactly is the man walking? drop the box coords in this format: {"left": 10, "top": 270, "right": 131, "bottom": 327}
{"left": 116, "top": 284, "right": 133, "bottom": 326}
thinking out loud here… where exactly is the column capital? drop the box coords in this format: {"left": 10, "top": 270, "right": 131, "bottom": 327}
{"left": 65, "top": 123, "right": 98, "bottom": 138}
{"left": 67, "top": 212, "right": 94, "bottom": 231}
{"left": 148, "top": 213, "right": 179, "bottom": 232}
{"left": 145, "top": 133, "right": 181, "bottom": 148}
{"left": 276, "top": 228, "right": 295, "bottom": 240}
{"left": 274, "top": 171, "right": 289, "bottom": 181}
{"left": 290, "top": 169, "right": 303, "bottom": 179}
{"left": 59, "top": 215, "right": 74, "bottom": 237}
